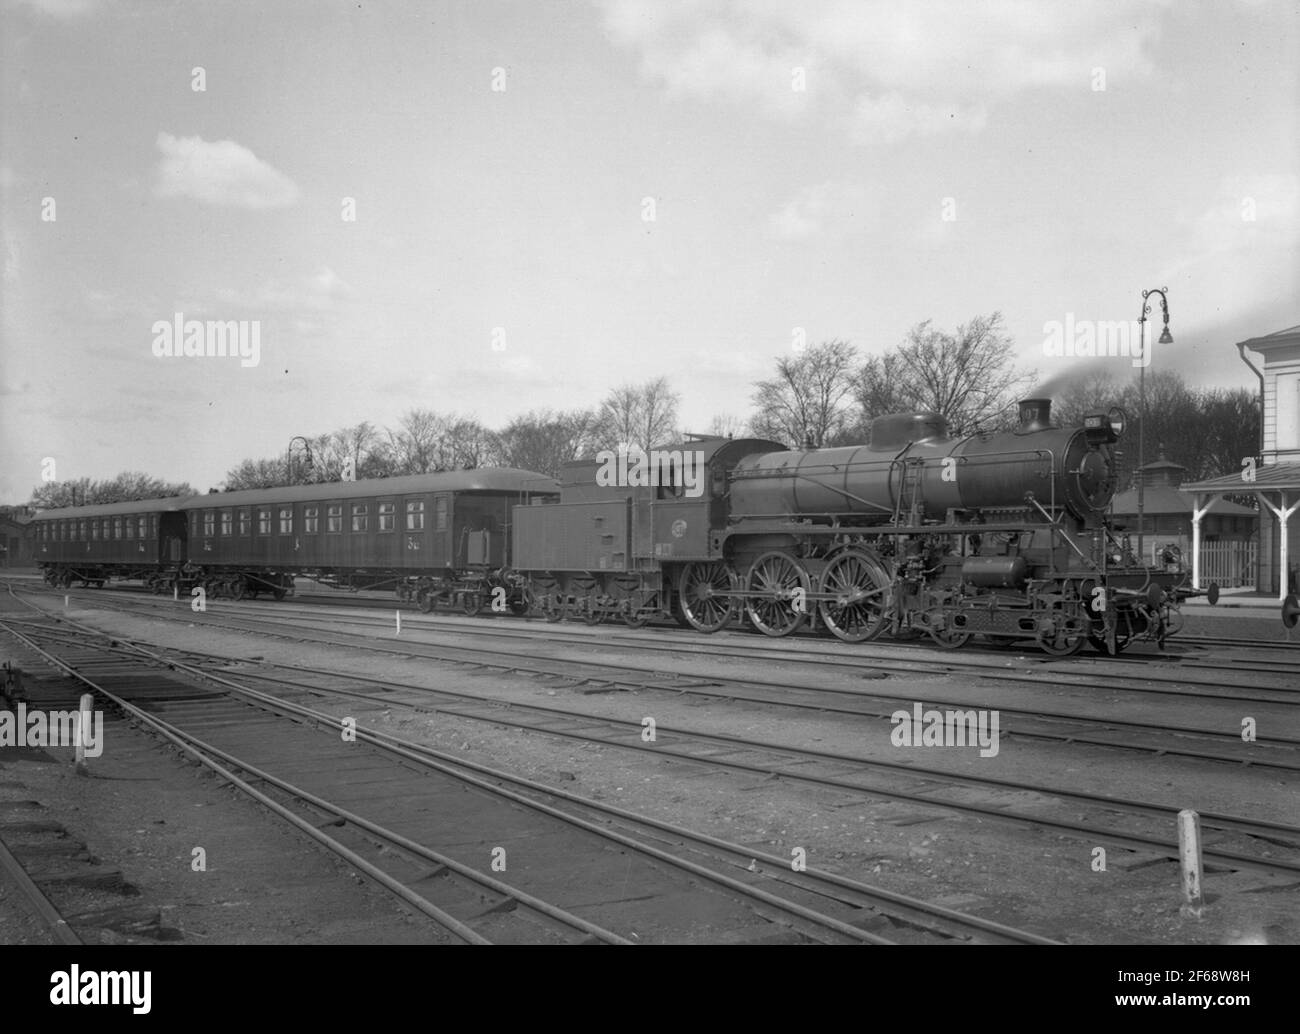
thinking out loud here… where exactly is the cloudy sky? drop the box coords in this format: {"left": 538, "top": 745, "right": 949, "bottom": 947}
{"left": 1, "top": 0, "right": 1297, "bottom": 500}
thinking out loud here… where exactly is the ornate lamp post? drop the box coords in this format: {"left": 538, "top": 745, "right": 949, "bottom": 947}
{"left": 1137, "top": 287, "right": 1173, "bottom": 565}
{"left": 287, "top": 436, "right": 314, "bottom": 485}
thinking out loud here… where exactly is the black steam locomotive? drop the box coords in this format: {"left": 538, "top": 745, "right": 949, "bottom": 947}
{"left": 513, "top": 398, "right": 1205, "bottom": 655}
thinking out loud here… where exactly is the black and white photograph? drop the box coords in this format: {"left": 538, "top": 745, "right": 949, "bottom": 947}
{"left": 0, "top": 0, "right": 1296, "bottom": 1012}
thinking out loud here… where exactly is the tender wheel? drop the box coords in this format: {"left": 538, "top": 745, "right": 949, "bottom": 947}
{"left": 232, "top": 579, "right": 247, "bottom": 601}
{"left": 508, "top": 588, "right": 532, "bottom": 617}
{"left": 818, "top": 550, "right": 890, "bottom": 643}
{"left": 272, "top": 585, "right": 287, "bottom": 601}
{"left": 677, "top": 563, "right": 735, "bottom": 633}
{"left": 541, "top": 593, "right": 567, "bottom": 623}
{"left": 462, "top": 592, "right": 483, "bottom": 616}
{"left": 583, "top": 601, "right": 604, "bottom": 626}
{"left": 417, "top": 589, "right": 434, "bottom": 614}
{"left": 745, "top": 551, "right": 810, "bottom": 637}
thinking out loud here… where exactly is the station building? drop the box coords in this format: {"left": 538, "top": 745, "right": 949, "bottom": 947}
{"left": 1181, "top": 324, "right": 1300, "bottom": 599}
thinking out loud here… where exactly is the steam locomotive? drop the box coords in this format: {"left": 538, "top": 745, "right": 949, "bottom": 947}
{"left": 28, "top": 398, "right": 1207, "bottom": 655}
{"left": 513, "top": 398, "right": 1207, "bottom": 655}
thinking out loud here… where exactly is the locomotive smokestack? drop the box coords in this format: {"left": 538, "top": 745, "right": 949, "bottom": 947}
{"left": 1018, "top": 398, "right": 1052, "bottom": 431}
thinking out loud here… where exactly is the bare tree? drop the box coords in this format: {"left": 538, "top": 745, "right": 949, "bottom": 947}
{"left": 496, "top": 409, "right": 597, "bottom": 477}
{"left": 856, "top": 312, "right": 1032, "bottom": 437}
{"left": 749, "top": 339, "right": 857, "bottom": 448}
{"left": 30, "top": 473, "right": 194, "bottom": 507}
{"left": 705, "top": 413, "right": 748, "bottom": 439}
{"left": 593, "top": 377, "right": 680, "bottom": 451}
{"left": 222, "top": 458, "right": 289, "bottom": 491}
{"left": 388, "top": 408, "right": 444, "bottom": 475}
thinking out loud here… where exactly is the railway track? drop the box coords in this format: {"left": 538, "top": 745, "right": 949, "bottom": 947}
{"left": 8, "top": 591, "right": 1299, "bottom": 888}
{"left": 17, "top": 580, "right": 1300, "bottom": 709}
{"left": 1, "top": 613, "right": 1061, "bottom": 945}
{"left": 12, "top": 584, "right": 1298, "bottom": 777}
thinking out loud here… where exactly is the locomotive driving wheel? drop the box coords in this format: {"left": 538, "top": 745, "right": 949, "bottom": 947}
{"left": 744, "top": 551, "right": 810, "bottom": 638}
{"left": 677, "top": 562, "right": 735, "bottom": 633}
{"left": 818, "top": 550, "right": 890, "bottom": 643}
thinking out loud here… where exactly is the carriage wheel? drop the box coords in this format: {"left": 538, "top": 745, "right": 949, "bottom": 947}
{"left": 818, "top": 551, "right": 890, "bottom": 643}
{"left": 417, "top": 589, "right": 434, "bottom": 613}
{"left": 677, "top": 563, "right": 735, "bottom": 633}
{"left": 232, "top": 579, "right": 247, "bottom": 601}
{"left": 583, "top": 601, "right": 604, "bottom": 626}
{"left": 272, "top": 584, "right": 287, "bottom": 601}
{"left": 745, "top": 551, "right": 810, "bottom": 637}
{"left": 462, "top": 592, "right": 483, "bottom": 616}
{"left": 508, "top": 588, "right": 532, "bottom": 617}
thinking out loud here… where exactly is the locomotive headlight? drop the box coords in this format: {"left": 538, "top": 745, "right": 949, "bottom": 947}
{"left": 1084, "top": 413, "right": 1115, "bottom": 445}
{"left": 1106, "top": 406, "right": 1126, "bottom": 439}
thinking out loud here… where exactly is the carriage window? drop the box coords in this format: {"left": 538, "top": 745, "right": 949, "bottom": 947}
{"left": 258, "top": 508, "right": 271, "bottom": 534}
{"left": 79, "top": 520, "right": 87, "bottom": 539}
{"left": 203, "top": 511, "right": 215, "bottom": 537}
{"left": 112, "top": 517, "right": 121, "bottom": 539}
{"left": 406, "top": 499, "right": 425, "bottom": 531}
{"left": 378, "top": 501, "right": 395, "bottom": 532}
{"left": 279, "top": 507, "right": 293, "bottom": 534}
{"left": 304, "top": 506, "right": 319, "bottom": 534}
{"left": 139, "top": 516, "right": 148, "bottom": 539}
{"left": 220, "top": 510, "right": 232, "bottom": 536}
{"left": 351, "top": 503, "right": 368, "bottom": 532}
{"left": 327, "top": 505, "right": 342, "bottom": 533}
{"left": 124, "top": 517, "right": 134, "bottom": 540}
{"left": 91, "top": 520, "right": 100, "bottom": 540}
{"left": 435, "top": 497, "right": 448, "bottom": 532}
{"left": 238, "top": 510, "right": 250, "bottom": 535}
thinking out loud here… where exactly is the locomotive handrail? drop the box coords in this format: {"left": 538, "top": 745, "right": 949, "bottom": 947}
{"left": 781, "top": 473, "right": 896, "bottom": 514}
{"left": 1024, "top": 493, "right": 1100, "bottom": 571}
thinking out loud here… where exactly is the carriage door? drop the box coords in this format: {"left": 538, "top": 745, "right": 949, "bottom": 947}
{"left": 159, "top": 513, "right": 187, "bottom": 565}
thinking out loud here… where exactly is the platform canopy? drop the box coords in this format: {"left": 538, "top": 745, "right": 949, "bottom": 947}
{"left": 1181, "top": 464, "right": 1300, "bottom": 600}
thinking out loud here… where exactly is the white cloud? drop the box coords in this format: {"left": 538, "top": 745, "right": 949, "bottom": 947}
{"left": 599, "top": 0, "right": 1163, "bottom": 142}
{"left": 852, "top": 93, "right": 987, "bottom": 145}
{"left": 9, "top": 0, "right": 101, "bottom": 17}
{"left": 153, "top": 132, "right": 299, "bottom": 210}
{"left": 206, "top": 266, "right": 351, "bottom": 313}
{"left": 769, "top": 181, "right": 874, "bottom": 241}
